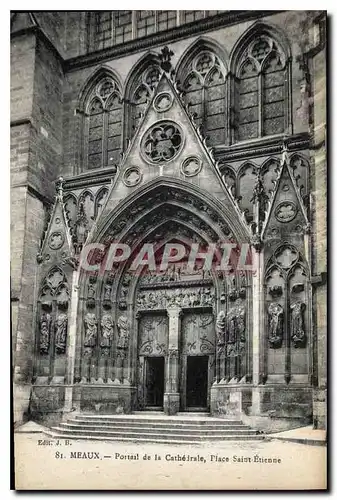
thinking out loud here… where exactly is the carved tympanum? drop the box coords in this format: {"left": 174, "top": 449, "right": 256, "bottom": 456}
{"left": 290, "top": 301, "right": 306, "bottom": 347}
{"left": 268, "top": 302, "right": 284, "bottom": 348}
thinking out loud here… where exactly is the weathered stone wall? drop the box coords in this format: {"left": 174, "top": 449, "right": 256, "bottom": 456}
{"left": 11, "top": 11, "right": 327, "bottom": 428}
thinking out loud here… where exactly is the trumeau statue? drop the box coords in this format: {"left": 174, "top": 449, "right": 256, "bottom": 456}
{"left": 290, "top": 301, "right": 306, "bottom": 347}
{"left": 40, "top": 312, "right": 52, "bottom": 354}
{"left": 84, "top": 312, "right": 98, "bottom": 347}
{"left": 117, "top": 315, "right": 129, "bottom": 349}
{"left": 268, "top": 302, "right": 284, "bottom": 348}
{"left": 54, "top": 312, "right": 68, "bottom": 354}
{"left": 100, "top": 314, "right": 114, "bottom": 348}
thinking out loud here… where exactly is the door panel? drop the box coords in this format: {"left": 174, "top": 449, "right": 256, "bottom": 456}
{"left": 186, "top": 355, "right": 208, "bottom": 408}
{"left": 145, "top": 357, "right": 164, "bottom": 408}
{"left": 181, "top": 312, "right": 215, "bottom": 410}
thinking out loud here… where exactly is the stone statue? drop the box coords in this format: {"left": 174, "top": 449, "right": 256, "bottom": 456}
{"left": 103, "top": 283, "right": 112, "bottom": 301}
{"left": 236, "top": 304, "right": 246, "bottom": 343}
{"left": 226, "top": 308, "right": 237, "bottom": 344}
{"left": 117, "top": 315, "right": 129, "bottom": 349}
{"left": 268, "top": 302, "right": 284, "bottom": 348}
{"left": 84, "top": 312, "right": 98, "bottom": 347}
{"left": 100, "top": 314, "right": 114, "bottom": 348}
{"left": 40, "top": 312, "right": 51, "bottom": 354}
{"left": 216, "top": 310, "right": 226, "bottom": 346}
{"left": 291, "top": 301, "right": 306, "bottom": 347}
{"left": 54, "top": 312, "right": 68, "bottom": 354}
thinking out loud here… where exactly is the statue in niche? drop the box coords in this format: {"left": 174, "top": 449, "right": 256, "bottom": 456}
{"left": 226, "top": 308, "right": 237, "bottom": 344}
{"left": 103, "top": 283, "right": 112, "bottom": 301}
{"left": 84, "top": 312, "right": 98, "bottom": 348}
{"left": 117, "top": 316, "right": 129, "bottom": 350}
{"left": 54, "top": 312, "right": 68, "bottom": 354}
{"left": 40, "top": 312, "right": 51, "bottom": 354}
{"left": 216, "top": 310, "right": 226, "bottom": 347}
{"left": 86, "top": 278, "right": 96, "bottom": 308}
{"left": 268, "top": 302, "right": 284, "bottom": 348}
{"left": 236, "top": 304, "right": 246, "bottom": 343}
{"left": 290, "top": 301, "right": 306, "bottom": 347}
{"left": 100, "top": 314, "right": 114, "bottom": 348}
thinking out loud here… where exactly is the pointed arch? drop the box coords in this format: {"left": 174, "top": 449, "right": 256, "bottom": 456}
{"left": 78, "top": 66, "right": 123, "bottom": 172}
{"left": 176, "top": 37, "right": 228, "bottom": 147}
{"left": 92, "top": 176, "right": 250, "bottom": 245}
{"left": 77, "top": 65, "right": 122, "bottom": 113}
{"left": 94, "top": 186, "right": 109, "bottom": 219}
{"left": 124, "top": 52, "right": 162, "bottom": 147}
{"left": 229, "top": 22, "right": 292, "bottom": 143}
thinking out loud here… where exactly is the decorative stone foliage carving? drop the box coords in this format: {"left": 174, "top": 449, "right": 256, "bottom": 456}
{"left": 268, "top": 302, "right": 284, "bottom": 348}
{"left": 141, "top": 121, "right": 183, "bottom": 164}
{"left": 290, "top": 301, "right": 306, "bottom": 347}
{"left": 54, "top": 313, "right": 68, "bottom": 354}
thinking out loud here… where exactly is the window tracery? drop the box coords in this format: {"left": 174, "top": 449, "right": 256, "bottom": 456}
{"left": 179, "top": 50, "right": 227, "bottom": 146}
{"left": 85, "top": 76, "right": 122, "bottom": 170}
{"left": 127, "top": 63, "right": 162, "bottom": 143}
{"left": 234, "top": 35, "right": 287, "bottom": 142}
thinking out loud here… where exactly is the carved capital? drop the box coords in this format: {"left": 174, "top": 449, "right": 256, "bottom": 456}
{"left": 166, "top": 306, "right": 183, "bottom": 319}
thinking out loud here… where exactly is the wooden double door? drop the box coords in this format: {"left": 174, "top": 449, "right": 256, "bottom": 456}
{"left": 138, "top": 310, "right": 215, "bottom": 411}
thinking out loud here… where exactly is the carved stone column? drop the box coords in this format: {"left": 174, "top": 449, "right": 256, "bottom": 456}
{"left": 164, "top": 306, "right": 182, "bottom": 415}
{"left": 251, "top": 247, "right": 264, "bottom": 415}
{"left": 63, "top": 269, "right": 80, "bottom": 414}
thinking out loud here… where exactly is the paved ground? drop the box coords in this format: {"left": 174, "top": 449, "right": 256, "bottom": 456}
{"left": 14, "top": 431, "right": 327, "bottom": 490}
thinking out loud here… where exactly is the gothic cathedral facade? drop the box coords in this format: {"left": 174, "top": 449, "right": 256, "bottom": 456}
{"left": 11, "top": 11, "right": 327, "bottom": 431}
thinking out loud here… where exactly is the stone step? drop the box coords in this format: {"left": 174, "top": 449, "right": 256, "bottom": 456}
{"left": 72, "top": 415, "right": 240, "bottom": 426}
{"left": 70, "top": 417, "right": 245, "bottom": 428}
{"left": 59, "top": 423, "right": 257, "bottom": 435}
{"left": 46, "top": 432, "right": 264, "bottom": 445}
{"left": 48, "top": 427, "right": 264, "bottom": 442}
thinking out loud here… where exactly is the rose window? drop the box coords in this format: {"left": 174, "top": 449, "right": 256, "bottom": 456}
{"left": 142, "top": 122, "right": 183, "bottom": 164}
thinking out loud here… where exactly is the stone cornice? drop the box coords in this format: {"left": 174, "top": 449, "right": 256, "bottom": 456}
{"left": 65, "top": 11, "right": 283, "bottom": 72}
{"left": 215, "top": 133, "right": 310, "bottom": 163}
{"left": 63, "top": 166, "right": 117, "bottom": 191}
